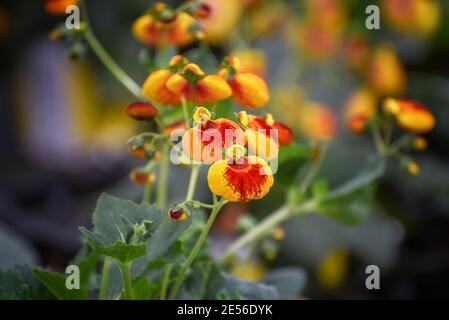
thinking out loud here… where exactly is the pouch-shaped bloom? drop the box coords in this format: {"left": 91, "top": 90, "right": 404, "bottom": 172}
{"left": 384, "top": 98, "right": 435, "bottom": 133}
{"left": 125, "top": 102, "right": 159, "bottom": 121}
{"left": 182, "top": 107, "right": 244, "bottom": 164}
{"left": 141, "top": 55, "right": 188, "bottom": 106}
{"left": 232, "top": 50, "right": 267, "bottom": 78}
{"left": 45, "top": 0, "right": 77, "bottom": 15}
{"left": 237, "top": 111, "right": 279, "bottom": 160}
{"left": 300, "top": 103, "right": 337, "bottom": 140}
{"left": 207, "top": 145, "right": 274, "bottom": 202}
{"left": 166, "top": 63, "right": 232, "bottom": 104}
{"left": 132, "top": 3, "right": 196, "bottom": 48}
{"left": 221, "top": 56, "right": 269, "bottom": 109}
{"left": 367, "top": 45, "right": 406, "bottom": 97}
{"left": 344, "top": 88, "right": 377, "bottom": 133}
{"left": 263, "top": 113, "right": 293, "bottom": 146}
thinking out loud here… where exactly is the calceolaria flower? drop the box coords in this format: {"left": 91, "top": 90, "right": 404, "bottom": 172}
{"left": 220, "top": 56, "right": 270, "bottom": 109}
{"left": 182, "top": 107, "right": 245, "bottom": 164}
{"left": 129, "top": 168, "right": 156, "bottom": 186}
{"left": 207, "top": 145, "right": 274, "bottom": 202}
{"left": 125, "top": 102, "right": 159, "bottom": 121}
{"left": 166, "top": 63, "right": 232, "bottom": 104}
{"left": 168, "top": 205, "right": 191, "bottom": 222}
{"left": 132, "top": 2, "right": 196, "bottom": 48}
{"left": 45, "top": 0, "right": 77, "bottom": 15}
{"left": 237, "top": 111, "right": 279, "bottom": 160}
{"left": 300, "top": 103, "right": 337, "bottom": 141}
{"left": 262, "top": 113, "right": 293, "bottom": 146}
{"left": 142, "top": 55, "right": 188, "bottom": 106}
{"left": 344, "top": 87, "right": 377, "bottom": 133}
{"left": 384, "top": 98, "right": 435, "bottom": 133}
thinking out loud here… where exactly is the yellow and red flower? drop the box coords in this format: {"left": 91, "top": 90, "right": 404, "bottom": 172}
{"left": 45, "top": 0, "right": 77, "bottom": 15}
{"left": 344, "top": 88, "right": 377, "bottom": 133}
{"left": 129, "top": 169, "right": 156, "bottom": 186}
{"left": 300, "top": 103, "right": 337, "bottom": 141}
{"left": 125, "top": 101, "right": 159, "bottom": 121}
{"left": 168, "top": 206, "right": 190, "bottom": 222}
{"left": 262, "top": 114, "right": 293, "bottom": 146}
{"left": 384, "top": 98, "right": 435, "bottom": 133}
{"left": 132, "top": 3, "right": 196, "bottom": 48}
{"left": 220, "top": 56, "right": 270, "bottom": 109}
{"left": 237, "top": 111, "right": 279, "bottom": 160}
{"left": 182, "top": 107, "right": 245, "bottom": 164}
{"left": 166, "top": 63, "right": 232, "bottom": 104}
{"left": 231, "top": 50, "right": 267, "bottom": 79}
{"left": 366, "top": 45, "right": 406, "bottom": 97}
{"left": 207, "top": 145, "right": 274, "bottom": 202}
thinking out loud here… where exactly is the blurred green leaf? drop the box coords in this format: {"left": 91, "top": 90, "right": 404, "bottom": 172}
{"left": 263, "top": 267, "right": 307, "bottom": 298}
{"left": 276, "top": 143, "right": 312, "bottom": 186}
{"left": 31, "top": 268, "right": 87, "bottom": 300}
{"left": 0, "top": 269, "right": 30, "bottom": 300}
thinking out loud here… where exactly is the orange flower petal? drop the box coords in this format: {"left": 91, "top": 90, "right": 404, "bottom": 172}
{"left": 229, "top": 73, "right": 269, "bottom": 108}
{"left": 386, "top": 99, "right": 435, "bottom": 133}
{"left": 142, "top": 69, "right": 181, "bottom": 105}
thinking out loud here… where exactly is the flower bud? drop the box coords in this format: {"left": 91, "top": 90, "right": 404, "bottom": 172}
{"left": 406, "top": 161, "right": 420, "bottom": 176}
{"left": 129, "top": 169, "right": 156, "bottom": 186}
{"left": 168, "top": 205, "right": 190, "bottom": 222}
{"left": 272, "top": 227, "right": 285, "bottom": 241}
{"left": 412, "top": 136, "right": 427, "bottom": 151}
{"left": 125, "top": 102, "right": 159, "bottom": 121}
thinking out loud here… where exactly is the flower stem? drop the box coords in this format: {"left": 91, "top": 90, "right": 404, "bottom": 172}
{"left": 181, "top": 97, "right": 191, "bottom": 129}
{"left": 119, "top": 263, "right": 134, "bottom": 300}
{"left": 160, "top": 264, "right": 173, "bottom": 300}
{"left": 370, "top": 123, "right": 385, "bottom": 155}
{"left": 219, "top": 201, "right": 315, "bottom": 264}
{"left": 169, "top": 198, "right": 227, "bottom": 300}
{"left": 185, "top": 165, "right": 200, "bottom": 201}
{"left": 98, "top": 256, "right": 112, "bottom": 300}
{"left": 157, "top": 143, "right": 170, "bottom": 209}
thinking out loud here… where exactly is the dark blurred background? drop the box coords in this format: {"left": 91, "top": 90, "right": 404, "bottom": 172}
{"left": 1, "top": 0, "right": 449, "bottom": 299}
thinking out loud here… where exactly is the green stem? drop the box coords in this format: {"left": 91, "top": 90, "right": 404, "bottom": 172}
{"left": 157, "top": 143, "right": 170, "bottom": 209}
{"left": 185, "top": 165, "right": 200, "bottom": 201}
{"left": 219, "top": 201, "right": 315, "bottom": 264}
{"left": 169, "top": 199, "right": 227, "bottom": 300}
{"left": 160, "top": 264, "right": 173, "bottom": 300}
{"left": 83, "top": 29, "right": 145, "bottom": 101}
{"left": 298, "top": 143, "right": 327, "bottom": 193}
{"left": 98, "top": 256, "right": 112, "bottom": 300}
{"left": 370, "top": 123, "right": 385, "bottom": 155}
{"left": 181, "top": 97, "right": 191, "bottom": 129}
{"left": 119, "top": 263, "right": 134, "bottom": 300}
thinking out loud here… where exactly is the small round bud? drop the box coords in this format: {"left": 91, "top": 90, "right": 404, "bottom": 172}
{"left": 406, "top": 161, "right": 420, "bottom": 176}
{"left": 125, "top": 102, "right": 159, "bottom": 121}
{"left": 168, "top": 206, "right": 190, "bottom": 222}
{"left": 129, "top": 169, "right": 156, "bottom": 186}
{"left": 272, "top": 227, "right": 285, "bottom": 241}
{"left": 412, "top": 136, "right": 427, "bottom": 151}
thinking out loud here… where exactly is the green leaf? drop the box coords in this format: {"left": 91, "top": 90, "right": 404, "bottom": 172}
{"left": 0, "top": 269, "right": 30, "bottom": 300}
{"left": 31, "top": 268, "right": 87, "bottom": 300}
{"left": 217, "top": 273, "right": 281, "bottom": 300}
{"left": 275, "top": 143, "right": 312, "bottom": 186}
{"left": 70, "top": 243, "right": 99, "bottom": 288}
{"left": 263, "top": 267, "right": 307, "bottom": 298}
{"left": 312, "top": 179, "right": 329, "bottom": 200}
{"left": 315, "top": 158, "right": 386, "bottom": 224}
{"left": 79, "top": 193, "right": 161, "bottom": 264}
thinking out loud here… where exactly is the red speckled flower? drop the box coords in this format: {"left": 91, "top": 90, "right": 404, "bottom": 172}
{"left": 207, "top": 145, "right": 274, "bottom": 202}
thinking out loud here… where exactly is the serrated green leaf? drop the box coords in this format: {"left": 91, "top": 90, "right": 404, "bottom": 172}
{"left": 88, "top": 240, "right": 146, "bottom": 266}
{"left": 0, "top": 269, "right": 30, "bottom": 300}
{"left": 31, "top": 268, "right": 87, "bottom": 300}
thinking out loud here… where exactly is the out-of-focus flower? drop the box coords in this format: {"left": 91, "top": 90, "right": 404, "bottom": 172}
{"left": 125, "top": 102, "right": 159, "bottom": 121}
{"left": 132, "top": 3, "right": 196, "bottom": 47}
{"left": 182, "top": 107, "right": 244, "bottom": 164}
{"left": 263, "top": 113, "right": 293, "bottom": 146}
{"left": 306, "top": 0, "right": 346, "bottom": 31}
{"left": 366, "top": 45, "right": 406, "bottom": 97}
{"left": 247, "top": 1, "right": 288, "bottom": 39}
{"left": 207, "top": 145, "right": 274, "bottom": 202}
{"left": 271, "top": 85, "right": 305, "bottom": 130}
{"left": 142, "top": 55, "right": 189, "bottom": 106}
{"left": 237, "top": 111, "right": 279, "bottom": 160}
{"left": 300, "top": 103, "right": 337, "bottom": 141}
{"left": 129, "top": 169, "right": 156, "bottom": 186}
{"left": 232, "top": 50, "right": 267, "bottom": 78}
{"left": 214, "top": 203, "right": 247, "bottom": 235}
{"left": 220, "top": 56, "right": 269, "bottom": 109}
{"left": 196, "top": 0, "right": 242, "bottom": 45}
{"left": 381, "top": 0, "right": 440, "bottom": 37}
{"left": 231, "top": 260, "right": 267, "bottom": 281}
{"left": 344, "top": 87, "right": 377, "bottom": 133}
{"left": 316, "top": 248, "right": 349, "bottom": 290}
{"left": 168, "top": 205, "right": 190, "bottom": 222}
{"left": 342, "top": 34, "right": 370, "bottom": 72}
{"left": 272, "top": 227, "right": 285, "bottom": 241}
{"left": 45, "top": 0, "right": 77, "bottom": 15}
{"left": 164, "top": 120, "right": 186, "bottom": 137}
{"left": 384, "top": 98, "right": 435, "bottom": 133}
{"left": 412, "top": 136, "right": 427, "bottom": 151}
{"left": 406, "top": 161, "right": 420, "bottom": 176}
{"left": 166, "top": 63, "right": 232, "bottom": 104}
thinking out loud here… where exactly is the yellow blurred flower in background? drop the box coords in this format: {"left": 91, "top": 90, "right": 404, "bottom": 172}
{"left": 316, "top": 248, "right": 349, "bottom": 290}
{"left": 232, "top": 49, "right": 267, "bottom": 79}
{"left": 231, "top": 260, "right": 267, "bottom": 281}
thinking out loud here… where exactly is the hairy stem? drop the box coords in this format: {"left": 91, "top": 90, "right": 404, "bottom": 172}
{"left": 119, "top": 263, "right": 134, "bottom": 300}
{"left": 169, "top": 199, "right": 227, "bottom": 300}
{"left": 157, "top": 143, "right": 170, "bottom": 209}
{"left": 185, "top": 165, "right": 201, "bottom": 201}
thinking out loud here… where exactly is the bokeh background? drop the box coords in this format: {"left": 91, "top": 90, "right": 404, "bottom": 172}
{"left": 1, "top": 0, "right": 449, "bottom": 299}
